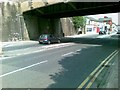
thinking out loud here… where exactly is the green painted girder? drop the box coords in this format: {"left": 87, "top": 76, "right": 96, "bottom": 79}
{"left": 23, "top": 2, "right": 120, "bottom": 18}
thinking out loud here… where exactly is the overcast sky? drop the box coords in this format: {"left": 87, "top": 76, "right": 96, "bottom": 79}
{"left": 87, "top": 13, "right": 119, "bottom": 25}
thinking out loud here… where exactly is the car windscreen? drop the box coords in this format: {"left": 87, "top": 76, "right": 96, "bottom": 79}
{"left": 39, "top": 35, "right": 48, "bottom": 39}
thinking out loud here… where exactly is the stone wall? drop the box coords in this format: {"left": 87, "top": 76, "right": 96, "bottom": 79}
{"left": 0, "top": 1, "right": 76, "bottom": 41}
{"left": 61, "top": 18, "right": 77, "bottom": 36}
{"left": 1, "top": 2, "right": 29, "bottom": 42}
{"left": 23, "top": 15, "right": 64, "bottom": 40}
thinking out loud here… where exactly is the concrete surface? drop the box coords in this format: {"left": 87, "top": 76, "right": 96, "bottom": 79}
{"left": 105, "top": 58, "right": 118, "bottom": 88}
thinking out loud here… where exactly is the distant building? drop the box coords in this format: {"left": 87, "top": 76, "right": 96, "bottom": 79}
{"left": 85, "top": 16, "right": 117, "bottom": 34}
{"left": 86, "top": 17, "right": 99, "bottom": 34}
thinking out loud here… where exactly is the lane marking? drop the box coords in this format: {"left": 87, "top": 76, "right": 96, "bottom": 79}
{"left": 78, "top": 50, "right": 118, "bottom": 88}
{"left": 0, "top": 60, "right": 47, "bottom": 78}
{"left": 62, "top": 52, "right": 74, "bottom": 57}
{"left": 86, "top": 50, "right": 119, "bottom": 88}
{"left": 62, "top": 49, "right": 82, "bottom": 57}
{"left": 104, "top": 51, "right": 119, "bottom": 66}
{"left": 76, "top": 49, "right": 81, "bottom": 52}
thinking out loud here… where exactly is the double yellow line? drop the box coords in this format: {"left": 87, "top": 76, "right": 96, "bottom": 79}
{"left": 77, "top": 50, "right": 119, "bottom": 89}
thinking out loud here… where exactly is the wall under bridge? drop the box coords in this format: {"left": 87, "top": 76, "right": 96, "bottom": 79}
{"left": 23, "top": 14, "right": 62, "bottom": 40}
{"left": 23, "top": 14, "right": 76, "bottom": 40}
{"left": 0, "top": 1, "right": 77, "bottom": 41}
{"left": 1, "top": 2, "right": 30, "bottom": 42}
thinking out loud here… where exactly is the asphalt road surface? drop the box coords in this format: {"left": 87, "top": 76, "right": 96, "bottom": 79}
{"left": 0, "top": 33, "right": 119, "bottom": 89}
{"left": 0, "top": 45, "right": 118, "bottom": 88}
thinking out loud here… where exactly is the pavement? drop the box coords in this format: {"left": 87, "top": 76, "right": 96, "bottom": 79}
{"left": 0, "top": 32, "right": 119, "bottom": 89}
{"left": 102, "top": 55, "right": 119, "bottom": 88}
{"left": 0, "top": 40, "right": 38, "bottom": 57}
{"left": 92, "top": 52, "right": 119, "bottom": 88}
{"left": 2, "top": 40, "right": 37, "bottom": 48}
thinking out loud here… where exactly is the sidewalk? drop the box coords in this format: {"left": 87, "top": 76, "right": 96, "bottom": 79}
{"left": 100, "top": 54, "right": 118, "bottom": 88}
{"left": 91, "top": 50, "right": 119, "bottom": 88}
{"left": 1, "top": 42, "right": 75, "bottom": 59}
{"left": 104, "top": 58, "right": 118, "bottom": 88}
{"left": 2, "top": 40, "right": 37, "bottom": 48}
{"left": 0, "top": 40, "right": 38, "bottom": 57}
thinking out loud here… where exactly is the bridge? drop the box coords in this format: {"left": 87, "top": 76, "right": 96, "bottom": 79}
{"left": 21, "top": 1, "right": 119, "bottom": 40}
{"left": 23, "top": 2, "right": 119, "bottom": 18}
{"left": 1, "top": 1, "right": 119, "bottom": 41}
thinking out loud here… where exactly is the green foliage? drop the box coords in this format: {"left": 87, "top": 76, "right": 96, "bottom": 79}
{"left": 72, "top": 16, "right": 86, "bottom": 29}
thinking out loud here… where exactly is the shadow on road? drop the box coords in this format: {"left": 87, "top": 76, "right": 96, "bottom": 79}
{"left": 47, "top": 43, "right": 117, "bottom": 88}
{"left": 61, "top": 37, "right": 120, "bottom": 48}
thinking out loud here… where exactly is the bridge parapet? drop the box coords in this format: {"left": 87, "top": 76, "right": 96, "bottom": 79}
{"left": 21, "top": 1, "right": 44, "bottom": 12}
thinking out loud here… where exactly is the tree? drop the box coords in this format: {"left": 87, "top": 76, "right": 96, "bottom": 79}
{"left": 72, "top": 16, "right": 86, "bottom": 34}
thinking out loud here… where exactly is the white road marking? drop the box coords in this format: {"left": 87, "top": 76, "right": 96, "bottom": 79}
{"left": 62, "top": 49, "right": 82, "bottom": 57}
{"left": 0, "top": 60, "right": 47, "bottom": 78}
{"left": 76, "top": 49, "right": 81, "bottom": 52}
{"left": 62, "top": 52, "right": 74, "bottom": 57}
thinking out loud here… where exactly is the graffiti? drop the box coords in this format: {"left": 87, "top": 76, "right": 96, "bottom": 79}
{"left": 8, "top": 33, "right": 21, "bottom": 41}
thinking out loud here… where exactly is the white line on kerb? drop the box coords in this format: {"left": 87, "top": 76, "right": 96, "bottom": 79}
{"left": 0, "top": 60, "right": 47, "bottom": 78}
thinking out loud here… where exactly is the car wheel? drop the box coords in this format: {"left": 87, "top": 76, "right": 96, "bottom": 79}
{"left": 48, "top": 41, "right": 51, "bottom": 44}
{"left": 58, "top": 40, "right": 60, "bottom": 43}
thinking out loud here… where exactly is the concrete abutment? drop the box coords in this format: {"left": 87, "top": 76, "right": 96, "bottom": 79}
{"left": 1, "top": 2, "right": 76, "bottom": 41}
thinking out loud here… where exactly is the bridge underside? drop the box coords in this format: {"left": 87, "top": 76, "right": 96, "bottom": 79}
{"left": 23, "top": 2, "right": 120, "bottom": 18}
{"left": 22, "top": 2, "right": 119, "bottom": 40}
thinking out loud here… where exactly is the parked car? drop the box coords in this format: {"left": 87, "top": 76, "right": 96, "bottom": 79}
{"left": 117, "top": 30, "right": 120, "bottom": 34}
{"left": 117, "top": 26, "right": 120, "bottom": 34}
{"left": 99, "top": 31, "right": 106, "bottom": 35}
{"left": 39, "top": 34, "right": 61, "bottom": 44}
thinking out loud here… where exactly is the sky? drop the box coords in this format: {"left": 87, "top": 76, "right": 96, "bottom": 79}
{"left": 87, "top": 13, "right": 119, "bottom": 25}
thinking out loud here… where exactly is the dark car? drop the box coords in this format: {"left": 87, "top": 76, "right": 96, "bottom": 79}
{"left": 99, "top": 31, "right": 106, "bottom": 35}
{"left": 39, "top": 34, "right": 60, "bottom": 44}
{"left": 117, "top": 30, "right": 120, "bottom": 34}
{"left": 117, "top": 29, "right": 120, "bottom": 34}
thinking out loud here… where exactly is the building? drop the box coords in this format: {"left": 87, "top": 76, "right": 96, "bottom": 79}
{"left": 86, "top": 17, "right": 99, "bottom": 34}
{"left": 85, "top": 16, "right": 117, "bottom": 34}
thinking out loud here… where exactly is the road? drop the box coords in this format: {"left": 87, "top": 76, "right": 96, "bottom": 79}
{"left": 0, "top": 33, "right": 119, "bottom": 88}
